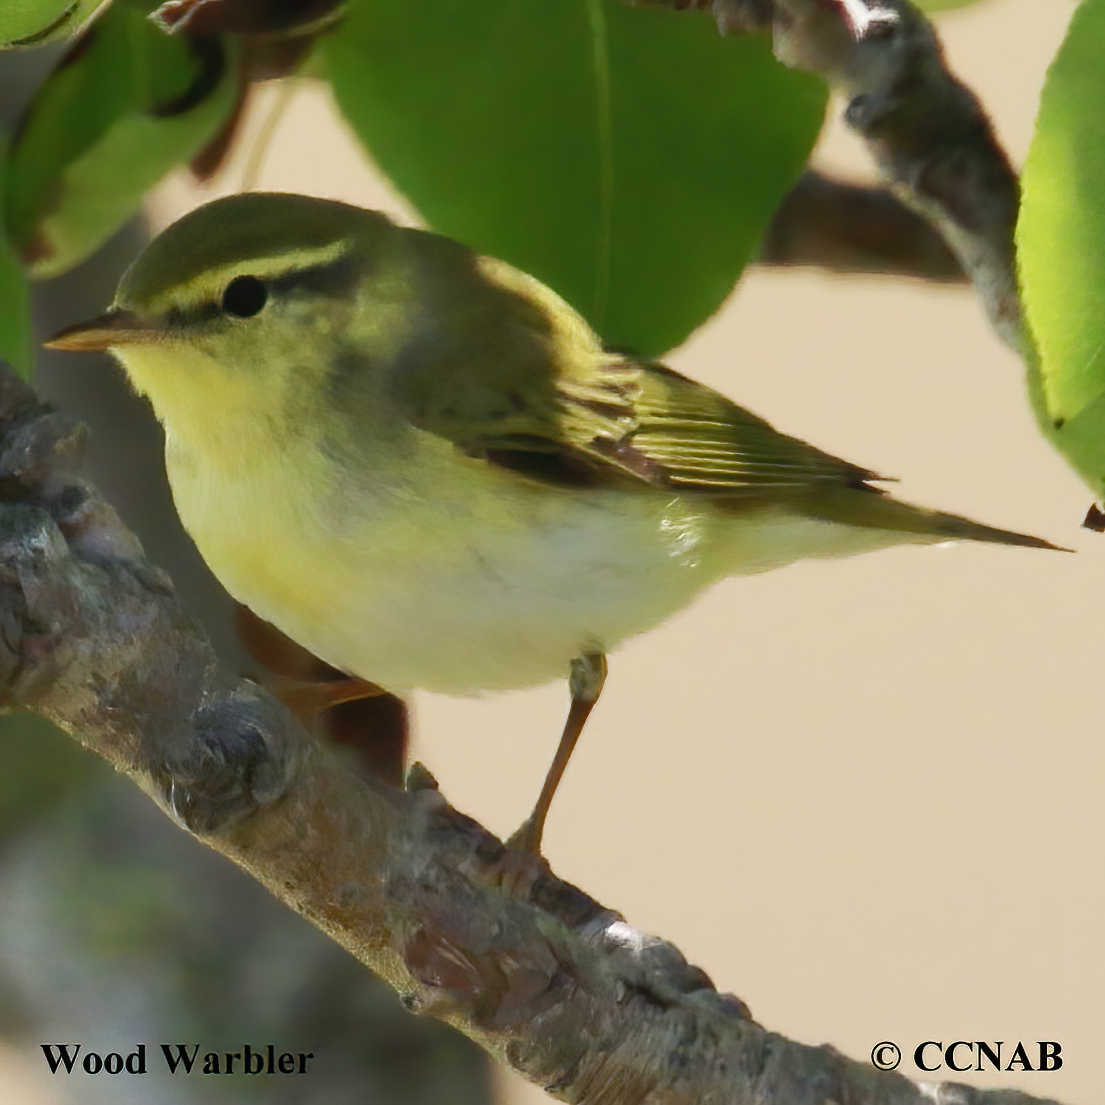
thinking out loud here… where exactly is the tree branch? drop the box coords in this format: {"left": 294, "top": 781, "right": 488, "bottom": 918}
{"left": 760, "top": 171, "right": 967, "bottom": 281}
{"left": 0, "top": 365, "right": 1070, "bottom": 1105}
{"left": 650, "top": 0, "right": 1021, "bottom": 346}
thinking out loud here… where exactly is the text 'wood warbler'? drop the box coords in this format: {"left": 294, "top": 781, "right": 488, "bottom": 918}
{"left": 47, "top": 192, "right": 1058, "bottom": 853}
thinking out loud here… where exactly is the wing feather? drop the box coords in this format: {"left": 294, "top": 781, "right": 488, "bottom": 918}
{"left": 387, "top": 247, "right": 881, "bottom": 496}
{"left": 561, "top": 361, "right": 881, "bottom": 496}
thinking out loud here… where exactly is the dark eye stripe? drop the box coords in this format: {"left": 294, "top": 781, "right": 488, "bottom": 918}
{"left": 165, "top": 301, "right": 221, "bottom": 328}
{"left": 268, "top": 253, "right": 360, "bottom": 299}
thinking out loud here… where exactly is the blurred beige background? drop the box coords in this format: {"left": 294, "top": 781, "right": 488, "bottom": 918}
{"left": 11, "top": 0, "right": 1100, "bottom": 1101}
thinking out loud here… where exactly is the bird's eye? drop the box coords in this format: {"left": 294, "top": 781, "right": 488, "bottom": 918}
{"left": 221, "top": 275, "right": 268, "bottom": 318}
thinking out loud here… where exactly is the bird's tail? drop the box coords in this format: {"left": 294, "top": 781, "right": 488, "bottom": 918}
{"left": 798, "top": 485, "right": 1066, "bottom": 551}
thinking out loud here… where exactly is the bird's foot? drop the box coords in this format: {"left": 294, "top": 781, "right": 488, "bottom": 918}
{"left": 504, "top": 814, "right": 545, "bottom": 856}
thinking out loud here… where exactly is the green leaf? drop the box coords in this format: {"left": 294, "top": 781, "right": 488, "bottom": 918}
{"left": 0, "top": 144, "right": 32, "bottom": 380}
{"left": 4, "top": 5, "right": 238, "bottom": 279}
{"left": 324, "top": 0, "right": 825, "bottom": 357}
{"left": 0, "top": 0, "right": 102, "bottom": 49}
{"left": 1018, "top": 0, "right": 1105, "bottom": 496}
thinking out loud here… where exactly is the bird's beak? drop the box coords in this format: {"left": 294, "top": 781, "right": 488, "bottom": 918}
{"left": 44, "top": 309, "right": 164, "bottom": 352}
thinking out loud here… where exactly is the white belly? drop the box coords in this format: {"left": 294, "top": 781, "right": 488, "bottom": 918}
{"left": 168, "top": 432, "right": 916, "bottom": 695}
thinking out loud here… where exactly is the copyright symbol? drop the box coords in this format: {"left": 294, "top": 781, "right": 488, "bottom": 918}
{"left": 871, "top": 1042, "right": 901, "bottom": 1071}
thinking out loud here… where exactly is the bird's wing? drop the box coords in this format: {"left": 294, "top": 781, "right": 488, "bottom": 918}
{"left": 616, "top": 362, "right": 881, "bottom": 495}
{"left": 399, "top": 344, "right": 882, "bottom": 497}
{"left": 387, "top": 251, "right": 879, "bottom": 496}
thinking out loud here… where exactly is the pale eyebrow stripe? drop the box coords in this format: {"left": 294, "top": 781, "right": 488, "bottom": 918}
{"left": 153, "top": 239, "right": 358, "bottom": 321}
{"left": 210, "top": 239, "right": 355, "bottom": 288}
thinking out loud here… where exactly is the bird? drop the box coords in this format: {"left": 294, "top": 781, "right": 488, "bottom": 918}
{"left": 47, "top": 191, "right": 1058, "bottom": 853}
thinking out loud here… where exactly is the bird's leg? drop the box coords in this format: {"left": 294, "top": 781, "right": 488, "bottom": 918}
{"left": 507, "top": 651, "right": 607, "bottom": 855}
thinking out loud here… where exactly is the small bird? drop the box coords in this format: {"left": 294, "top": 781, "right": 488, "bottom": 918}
{"left": 48, "top": 192, "right": 1056, "bottom": 853}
